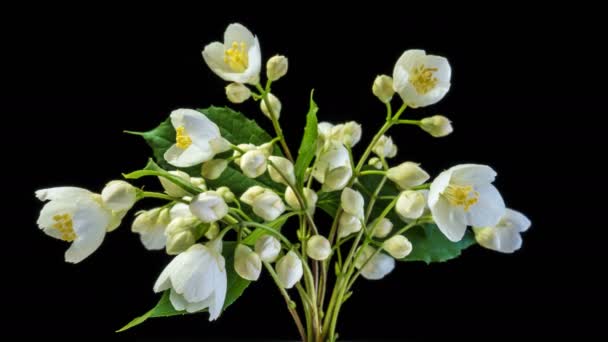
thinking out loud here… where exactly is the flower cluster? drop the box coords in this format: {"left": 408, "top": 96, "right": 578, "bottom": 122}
{"left": 35, "top": 23, "right": 530, "bottom": 341}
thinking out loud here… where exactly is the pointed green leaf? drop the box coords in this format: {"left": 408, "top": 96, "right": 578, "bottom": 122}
{"left": 294, "top": 91, "right": 318, "bottom": 186}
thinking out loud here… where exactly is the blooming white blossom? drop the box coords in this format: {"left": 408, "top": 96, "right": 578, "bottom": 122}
{"left": 131, "top": 207, "right": 171, "bottom": 250}
{"left": 234, "top": 244, "right": 262, "bottom": 281}
{"left": 260, "top": 93, "right": 282, "bottom": 120}
{"left": 100, "top": 180, "right": 137, "bottom": 212}
{"left": 268, "top": 156, "right": 295, "bottom": 185}
{"left": 36, "top": 187, "right": 113, "bottom": 263}
{"left": 372, "top": 74, "right": 394, "bottom": 103}
{"left": 202, "top": 23, "right": 261, "bottom": 84}
{"left": 154, "top": 241, "right": 227, "bottom": 320}
{"left": 190, "top": 191, "right": 229, "bottom": 223}
{"left": 368, "top": 217, "right": 393, "bottom": 238}
{"left": 420, "top": 115, "right": 453, "bottom": 137}
{"left": 372, "top": 135, "right": 397, "bottom": 159}
{"left": 267, "top": 55, "right": 288, "bottom": 81}
{"left": 338, "top": 212, "right": 362, "bottom": 239}
{"left": 386, "top": 162, "right": 430, "bottom": 189}
{"left": 255, "top": 235, "right": 281, "bottom": 262}
{"left": 428, "top": 164, "right": 506, "bottom": 242}
{"left": 202, "top": 159, "right": 228, "bottom": 180}
{"left": 312, "top": 141, "right": 353, "bottom": 191}
{"left": 284, "top": 187, "right": 318, "bottom": 215}
{"left": 383, "top": 235, "right": 413, "bottom": 259}
{"left": 393, "top": 49, "right": 451, "bottom": 108}
{"left": 473, "top": 209, "right": 531, "bottom": 253}
{"left": 395, "top": 190, "right": 426, "bottom": 220}
{"left": 164, "top": 109, "right": 230, "bottom": 168}
{"left": 354, "top": 245, "right": 395, "bottom": 280}
{"left": 276, "top": 251, "right": 303, "bottom": 289}
{"left": 306, "top": 235, "right": 331, "bottom": 261}
{"left": 341, "top": 187, "right": 364, "bottom": 219}
{"left": 225, "top": 82, "right": 251, "bottom": 103}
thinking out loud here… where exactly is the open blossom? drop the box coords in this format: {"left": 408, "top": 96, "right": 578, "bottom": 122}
{"left": 202, "top": 23, "right": 261, "bottom": 85}
{"left": 428, "top": 164, "right": 506, "bottom": 242}
{"left": 393, "top": 49, "right": 451, "bottom": 108}
{"left": 312, "top": 141, "right": 353, "bottom": 191}
{"left": 36, "top": 187, "right": 114, "bottom": 263}
{"left": 164, "top": 109, "right": 230, "bottom": 168}
{"left": 154, "top": 241, "right": 227, "bottom": 320}
{"left": 473, "top": 209, "right": 531, "bottom": 253}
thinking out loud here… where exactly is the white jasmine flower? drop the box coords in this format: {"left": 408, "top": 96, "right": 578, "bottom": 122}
{"left": 255, "top": 235, "right": 281, "bottom": 262}
{"left": 225, "top": 83, "right": 251, "bottom": 103}
{"left": 306, "top": 235, "right": 331, "bottom": 261}
{"left": 420, "top": 115, "right": 453, "bottom": 137}
{"left": 383, "top": 235, "right": 413, "bottom": 259}
{"left": 190, "top": 191, "right": 229, "bottom": 223}
{"left": 276, "top": 251, "right": 303, "bottom": 289}
{"left": 395, "top": 190, "right": 426, "bottom": 220}
{"left": 131, "top": 207, "right": 171, "bottom": 250}
{"left": 266, "top": 55, "right": 288, "bottom": 81}
{"left": 312, "top": 141, "right": 353, "bottom": 191}
{"left": 473, "top": 209, "right": 531, "bottom": 253}
{"left": 234, "top": 244, "right": 262, "bottom": 281}
{"left": 386, "top": 162, "right": 430, "bottom": 189}
{"left": 372, "top": 135, "right": 397, "bottom": 159}
{"left": 372, "top": 74, "right": 394, "bottom": 103}
{"left": 338, "top": 212, "right": 362, "bottom": 239}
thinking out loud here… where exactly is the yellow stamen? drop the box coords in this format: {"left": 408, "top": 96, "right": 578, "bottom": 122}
{"left": 175, "top": 126, "right": 192, "bottom": 149}
{"left": 223, "top": 41, "right": 249, "bottom": 72}
{"left": 410, "top": 64, "right": 438, "bottom": 94}
{"left": 443, "top": 184, "right": 479, "bottom": 212}
{"left": 52, "top": 213, "right": 76, "bottom": 242}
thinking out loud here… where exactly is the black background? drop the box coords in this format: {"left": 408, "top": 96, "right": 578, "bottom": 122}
{"left": 3, "top": 4, "right": 604, "bottom": 341}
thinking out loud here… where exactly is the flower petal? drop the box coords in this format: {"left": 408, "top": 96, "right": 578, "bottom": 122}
{"left": 466, "top": 184, "right": 505, "bottom": 227}
{"left": 169, "top": 288, "right": 188, "bottom": 311}
{"left": 35, "top": 187, "right": 92, "bottom": 202}
{"left": 164, "top": 144, "right": 212, "bottom": 168}
{"left": 504, "top": 208, "right": 532, "bottom": 232}
{"left": 431, "top": 197, "right": 467, "bottom": 242}
{"left": 202, "top": 41, "right": 233, "bottom": 74}
{"left": 65, "top": 198, "right": 109, "bottom": 263}
{"left": 450, "top": 164, "right": 497, "bottom": 186}
{"left": 224, "top": 23, "right": 255, "bottom": 48}
{"left": 424, "top": 54, "right": 451, "bottom": 86}
{"left": 140, "top": 224, "right": 167, "bottom": 250}
{"left": 428, "top": 168, "right": 453, "bottom": 207}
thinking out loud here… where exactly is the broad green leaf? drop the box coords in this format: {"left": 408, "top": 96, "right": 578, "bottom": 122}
{"left": 117, "top": 242, "right": 250, "bottom": 332}
{"left": 294, "top": 91, "right": 318, "bottom": 186}
{"left": 317, "top": 191, "right": 341, "bottom": 217}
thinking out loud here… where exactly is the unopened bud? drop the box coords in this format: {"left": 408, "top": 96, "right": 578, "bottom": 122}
{"left": 234, "top": 244, "right": 262, "bottom": 281}
{"left": 369, "top": 217, "right": 393, "bottom": 238}
{"left": 395, "top": 190, "right": 426, "bottom": 220}
{"left": 372, "top": 75, "right": 394, "bottom": 103}
{"left": 420, "top": 115, "right": 453, "bottom": 138}
{"left": 189, "top": 191, "right": 228, "bottom": 223}
{"left": 216, "top": 186, "right": 235, "bottom": 203}
{"left": 159, "top": 170, "right": 191, "bottom": 197}
{"left": 268, "top": 156, "right": 295, "bottom": 185}
{"left": 260, "top": 93, "right": 282, "bottom": 120}
{"left": 201, "top": 159, "right": 228, "bottom": 180}
{"left": 101, "top": 180, "right": 137, "bottom": 212}
{"left": 255, "top": 235, "right": 281, "bottom": 262}
{"left": 240, "top": 149, "right": 267, "bottom": 178}
{"left": 386, "top": 162, "right": 430, "bottom": 189}
{"left": 266, "top": 55, "right": 288, "bottom": 81}
{"left": 225, "top": 82, "right": 251, "bottom": 103}
{"left": 306, "top": 235, "right": 331, "bottom": 261}
{"left": 383, "top": 235, "right": 413, "bottom": 259}
{"left": 276, "top": 251, "right": 303, "bottom": 289}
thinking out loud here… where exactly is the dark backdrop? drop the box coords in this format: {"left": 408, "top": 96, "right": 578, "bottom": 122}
{"left": 3, "top": 4, "right": 603, "bottom": 341}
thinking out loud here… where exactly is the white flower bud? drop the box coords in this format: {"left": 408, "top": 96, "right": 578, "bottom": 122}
{"left": 312, "top": 141, "right": 353, "bottom": 191}
{"left": 240, "top": 185, "right": 266, "bottom": 205}
{"left": 368, "top": 157, "right": 383, "bottom": 169}
{"left": 268, "top": 156, "right": 295, "bottom": 185}
{"left": 372, "top": 74, "right": 394, "bottom": 103}
{"left": 386, "top": 162, "right": 430, "bottom": 189}
{"left": 190, "top": 177, "right": 207, "bottom": 191}
{"left": 131, "top": 207, "right": 171, "bottom": 250}
{"left": 276, "top": 251, "right": 303, "bottom": 289}
{"left": 420, "top": 115, "right": 453, "bottom": 137}
{"left": 255, "top": 235, "right": 281, "bottom": 262}
{"left": 216, "top": 186, "right": 235, "bottom": 203}
{"left": 330, "top": 122, "right": 362, "bottom": 148}
{"left": 204, "top": 222, "right": 220, "bottom": 240}
{"left": 225, "top": 82, "right": 251, "bottom": 103}
{"left": 372, "top": 135, "right": 397, "bottom": 159}
{"left": 338, "top": 212, "right": 362, "bottom": 239}
{"left": 251, "top": 191, "right": 286, "bottom": 221}
{"left": 240, "top": 149, "right": 268, "bottom": 178}
{"left": 266, "top": 55, "right": 288, "bottom": 81}
{"left": 165, "top": 216, "right": 199, "bottom": 255}
{"left": 383, "top": 235, "right": 413, "bottom": 259}
{"left": 260, "top": 93, "right": 282, "bottom": 120}
{"left": 395, "top": 190, "right": 426, "bottom": 220}
{"left": 233, "top": 143, "right": 256, "bottom": 166}
{"left": 285, "top": 187, "right": 318, "bottom": 215}
{"left": 101, "top": 180, "right": 137, "bottom": 212}
{"left": 234, "top": 244, "right": 262, "bottom": 281}
{"left": 324, "top": 166, "right": 352, "bottom": 192}
{"left": 159, "top": 170, "right": 191, "bottom": 197}
{"left": 169, "top": 202, "right": 194, "bottom": 219}
{"left": 368, "top": 217, "right": 393, "bottom": 238}
{"left": 341, "top": 187, "right": 364, "bottom": 219}
{"left": 354, "top": 245, "right": 395, "bottom": 280}
{"left": 189, "top": 191, "right": 229, "bottom": 223}
{"left": 306, "top": 235, "right": 331, "bottom": 261}
{"left": 201, "top": 159, "right": 228, "bottom": 180}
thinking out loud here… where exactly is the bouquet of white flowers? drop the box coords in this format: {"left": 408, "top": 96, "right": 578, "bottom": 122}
{"left": 35, "top": 23, "right": 530, "bottom": 342}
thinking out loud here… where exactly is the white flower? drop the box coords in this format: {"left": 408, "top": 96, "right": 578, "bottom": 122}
{"left": 372, "top": 74, "right": 394, "bottom": 103}
{"left": 260, "top": 93, "right": 282, "bottom": 120}
{"left": 202, "top": 159, "right": 228, "bottom": 180}
{"left": 383, "top": 235, "right": 413, "bottom": 259}
{"left": 473, "top": 209, "right": 531, "bottom": 253}
{"left": 268, "top": 156, "right": 295, "bottom": 185}
{"left": 36, "top": 187, "right": 112, "bottom": 263}
{"left": 276, "top": 251, "right": 303, "bottom": 289}
{"left": 252, "top": 191, "right": 286, "bottom": 221}
{"left": 393, "top": 49, "right": 451, "bottom": 108}
{"left": 368, "top": 217, "right": 393, "bottom": 238}
{"left": 159, "top": 170, "right": 191, "bottom": 198}
{"left": 386, "top": 162, "right": 430, "bottom": 189}
{"left": 131, "top": 207, "right": 171, "bottom": 250}
{"left": 284, "top": 187, "right": 318, "bottom": 215}
{"left": 190, "top": 191, "right": 229, "bottom": 223}
{"left": 312, "top": 141, "right": 353, "bottom": 191}
{"left": 165, "top": 217, "right": 198, "bottom": 255}
{"left": 164, "top": 109, "right": 230, "bottom": 168}
{"left": 420, "top": 115, "right": 453, "bottom": 137}
{"left": 234, "top": 244, "right": 262, "bottom": 281}
{"left": 255, "top": 235, "right": 281, "bottom": 262}
{"left": 341, "top": 187, "right": 364, "bottom": 219}
{"left": 395, "top": 190, "right": 426, "bottom": 220}
{"left": 372, "top": 135, "right": 397, "bottom": 159}
{"left": 240, "top": 185, "right": 266, "bottom": 205}
{"left": 267, "top": 55, "right": 288, "bottom": 81}
{"left": 202, "top": 23, "right": 261, "bottom": 85}
{"left": 101, "top": 180, "right": 137, "bottom": 212}
{"left": 338, "top": 212, "right": 362, "bottom": 239}
{"left": 154, "top": 241, "right": 227, "bottom": 320}
{"left": 306, "top": 235, "right": 331, "bottom": 261}
{"left": 317, "top": 121, "right": 362, "bottom": 151}
{"left": 428, "top": 164, "right": 506, "bottom": 242}
{"left": 354, "top": 246, "right": 395, "bottom": 280}
{"left": 225, "top": 83, "right": 251, "bottom": 103}
{"left": 232, "top": 143, "right": 256, "bottom": 166}
{"left": 240, "top": 149, "right": 268, "bottom": 178}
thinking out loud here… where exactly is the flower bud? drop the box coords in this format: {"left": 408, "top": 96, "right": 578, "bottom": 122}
{"left": 268, "top": 156, "right": 295, "bottom": 185}
{"left": 240, "top": 185, "right": 266, "bottom": 205}
{"left": 285, "top": 187, "right": 318, "bottom": 215}
{"left": 368, "top": 157, "right": 383, "bottom": 169}
{"left": 255, "top": 235, "right": 281, "bottom": 262}
{"left": 251, "top": 191, "right": 286, "bottom": 221}
{"left": 189, "top": 191, "right": 228, "bottom": 223}
{"left": 341, "top": 187, "right": 364, "bottom": 219}
{"left": 324, "top": 166, "right": 352, "bottom": 192}
{"left": 260, "top": 93, "right": 282, "bottom": 120}
{"left": 383, "top": 235, "right": 413, "bottom": 259}
{"left": 204, "top": 222, "right": 219, "bottom": 240}
{"left": 372, "top": 135, "right": 397, "bottom": 159}
{"left": 234, "top": 244, "right": 262, "bottom": 281}
{"left": 240, "top": 149, "right": 267, "bottom": 178}
{"left": 165, "top": 216, "right": 199, "bottom": 255}
{"left": 131, "top": 207, "right": 171, "bottom": 250}
{"left": 201, "top": 159, "right": 228, "bottom": 180}
{"left": 395, "top": 190, "right": 426, "bottom": 220}
{"left": 101, "top": 180, "right": 137, "bottom": 212}
{"left": 355, "top": 246, "right": 395, "bottom": 280}
{"left": 331, "top": 121, "right": 362, "bottom": 148}
{"left": 266, "top": 55, "right": 288, "bottom": 81}
{"left": 169, "top": 202, "right": 194, "bottom": 219}
{"left": 276, "top": 251, "right": 303, "bottom": 289}
{"left": 225, "top": 82, "right": 251, "bottom": 103}
{"left": 368, "top": 217, "right": 393, "bottom": 238}
{"left": 386, "top": 162, "right": 430, "bottom": 189}
{"left": 313, "top": 141, "right": 353, "bottom": 191}
{"left": 158, "top": 170, "right": 191, "bottom": 197}
{"left": 420, "top": 115, "right": 453, "bottom": 137}
{"left": 306, "top": 235, "right": 331, "bottom": 261}
{"left": 338, "top": 212, "right": 362, "bottom": 239}
{"left": 190, "top": 177, "right": 207, "bottom": 191}
{"left": 216, "top": 186, "right": 235, "bottom": 203}
{"left": 233, "top": 143, "right": 256, "bottom": 166}
{"left": 372, "top": 74, "right": 394, "bottom": 103}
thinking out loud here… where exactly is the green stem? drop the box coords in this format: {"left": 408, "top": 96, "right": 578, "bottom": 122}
{"left": 140, "top": 191, "right": 185, "bottom": 203}
{"left": 358, "top": 170, "right": 386, "bottom": 177}
{"left": 395, "top": 119, "right": 421, "bottom": 125}
{"left": 256, "top": 83, "right": 294, "bottom": 162}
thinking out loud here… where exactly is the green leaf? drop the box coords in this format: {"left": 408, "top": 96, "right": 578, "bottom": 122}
{"left": 117, "top": 242, "right": 250, "bottom": 332}
{"left": 294, "top": 91, "right": 318, "bottom": 186}
{"left": 317, "top": 191, "right": 341, "bottom": 217}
